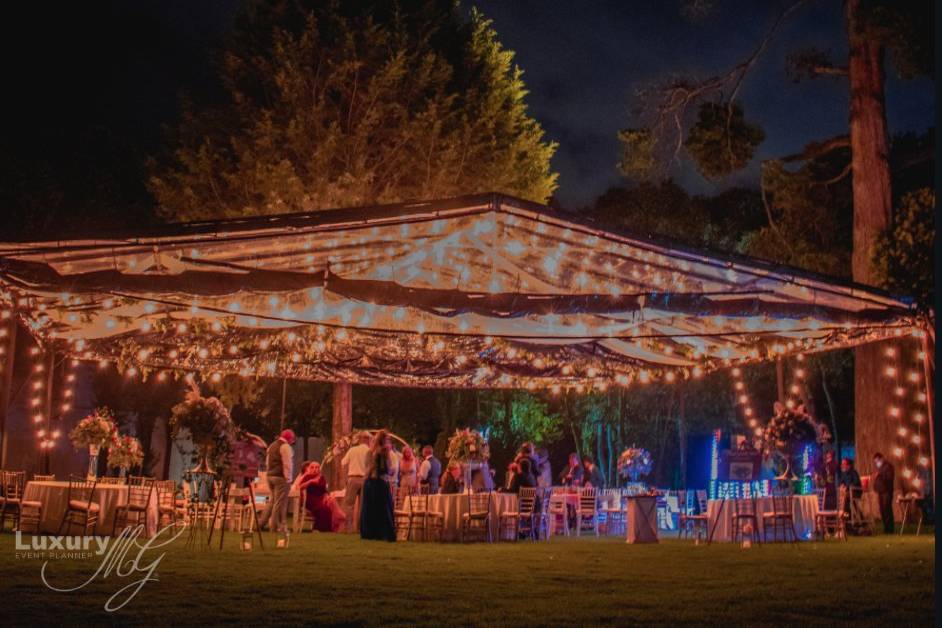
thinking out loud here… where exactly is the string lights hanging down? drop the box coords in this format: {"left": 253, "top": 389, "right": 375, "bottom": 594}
{"left": 0, "top": 193, "right": 924, "bottom": 391}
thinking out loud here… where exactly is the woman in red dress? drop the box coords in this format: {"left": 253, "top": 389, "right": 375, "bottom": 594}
{"left": 298, "top": 461, "right": 345, "bottom": 532}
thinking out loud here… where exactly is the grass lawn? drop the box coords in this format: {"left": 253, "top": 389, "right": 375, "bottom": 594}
{"left": 0, "top": 529, "right": 933, "bottom": 626}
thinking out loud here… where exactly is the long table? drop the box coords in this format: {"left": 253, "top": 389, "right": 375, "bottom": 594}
{"left": 706, "top": 495, "right": 818, "bottom": 542}
{"left": 22, "top": 481, "right": 159, "bottom": 537}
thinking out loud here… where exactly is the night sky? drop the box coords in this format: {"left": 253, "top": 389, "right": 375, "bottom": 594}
{"left": 3, "top": 1, "right": 934, "bottom": 215}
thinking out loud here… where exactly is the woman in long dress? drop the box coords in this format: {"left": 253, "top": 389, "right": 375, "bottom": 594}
{"left": 360, "top": 430, "right": 396, "bottom": 541}
{"left": 398, "top": 446, "right": 418, "bottom": 493}
{"left": 298, "top": 462, "right": 345, "bottom": 532}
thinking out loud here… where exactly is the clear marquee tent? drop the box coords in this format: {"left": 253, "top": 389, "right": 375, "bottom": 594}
{"left": 0, "top": 192, "right": 923, "bottom": 391}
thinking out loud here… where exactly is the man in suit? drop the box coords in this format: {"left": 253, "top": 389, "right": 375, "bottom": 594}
{"left": 418, "top": 445, "right": 442, "bottom": 494}
{"left": 872, "top": 452, "right": 896, "bottom": 533}
{"left": 582, "top": 456, "right": 606, "bottom": 489}
{"left": 258, "top": 429, "right": 295, "bottom": 534}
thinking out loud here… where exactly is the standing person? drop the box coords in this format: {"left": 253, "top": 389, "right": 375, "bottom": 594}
{"left": 503, "top": 462, "right": 520, "bottom": 491}
{"left": 398, "top": 446, "right": 418, "bottom": 493}
{"left": 815, "top": 450, "right": 839, "bottom": 509}
{"left": 386, "top": 443, "right": 402, "bottom": 486}
{"left": 536, "top": 447, "right": 553, "bottom": 489}
{"left": 558, "top": 453, "right": 584, "bottom": 486}
{"left": 359, "top": 430, "right": 396, "bottom": 542}
{"left": 418, "top": 445, "right": 442, "bottom": 494}
{"left": 342, "top": 432, "right": 372, "bottom": 533}
{"left": 838, "top": 458, "right": 862, "bottom": 516}
{"left": 872, "top": 452, "right": 896, "bottom": 534}
{"left": 508, "top": 458, "right": 537, "bottom": 493}
{"left": 582, "top": 456, "right": 605, "bottom": 489}
{"left": 258, "top": 429, "right": 295, "bottom": 534}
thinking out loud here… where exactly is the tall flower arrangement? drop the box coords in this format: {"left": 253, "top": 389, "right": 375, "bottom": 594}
{"left": 323, "top": 430, "right": 370, "bottom": 466}
{"left": 108, "top": 434, "right": 144, "bottom": 471}
{"left": 445, "top": 428, "right": 488, "bottom": 464}
{"left": 617, "top": 447, "right": 653, "bottom": 482}
{"left": 170, "top": 384, "right": 236, "bottom": 472}
{"left": 70, "top": 407, "right": 117, "bottom": 479}
{"left": 762, "top": 402, "right": 831, "bottom": 482}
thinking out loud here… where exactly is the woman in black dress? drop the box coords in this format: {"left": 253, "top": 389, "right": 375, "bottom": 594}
{"left": 359, "top": 430, "right": 396, "bottom": 542}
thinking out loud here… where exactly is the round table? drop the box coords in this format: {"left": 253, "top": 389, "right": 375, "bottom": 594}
{"left": 425, "top": 492, "right": 517, "bottom": 541}
{"left": 706, "top": 495, "right": 818, "bottom": 542}
{"left": 23, "top": 481, "right": 159, "bottom": 537}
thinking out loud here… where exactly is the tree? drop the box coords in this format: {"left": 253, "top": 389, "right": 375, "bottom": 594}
{"left": 873, "top": 188, "right": 935, "bottom": 309}
{"left": 618, "top": 0, "right": 933, "bottom": 479}
{"left": 149, "top": 0, "right": 557, "bottom": 221}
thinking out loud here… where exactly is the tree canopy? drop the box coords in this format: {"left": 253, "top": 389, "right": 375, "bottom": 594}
{"left": 150, "top": 0, "right": 558, "bottom": 221}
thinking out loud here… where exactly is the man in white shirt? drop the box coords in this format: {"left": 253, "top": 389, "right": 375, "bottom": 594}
{"left": 341, "top": 431, "right": 372, "bottom": 533}
{"left": 258, "top": 429, "right": 295, "bottom": 534}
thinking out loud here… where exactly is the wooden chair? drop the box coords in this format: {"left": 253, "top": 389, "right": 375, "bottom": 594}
{"left": 58, "top": 475, "right": 100, "bottom": 535}
{"left": 32, "top": 474, "right": 55, "bottom": 482}
{"left": 813, "top": 488, "right": 843, "bottom": 540}
{"left": 1, "top": 471, "right": 43, "bottom": 533}
{"left": 731, "top": 495, "right": 760, "bottom": 545}
{"left": 575, "top": 487, "right": 599, "bottom": 537}
{"left": 498, "top": 487, "right": 537, "bottom": 541}
{"left": 409, "top": 486, "right": 444, "bottom": 542}
{"left": 128, "top": 475, "right": 155, "bottom": 487}
{"left": 113, "top": 478, "right": 155, "bottom": 535}
{"left": 547, "top": 487, "right": 570, "bottom": 537}
{"left": 898, "top": 495, "right": 925, "bottom": 536}
{"left": 393, "top": 485, "right": 414, "bottom": 541}
{"left": 155, "top": 480, "right": 182, "bottom": 531}
{"left": 762, "top": 489, "right": 797, "bottom": 543}
{"left": 461, "top": 491, "right": 492, "bottom": 542}
{"left": 601, "top": 489, "right": 626, "bottom": 536}
{"left": 678, "top": 489, "right": 709, "bottom": 540}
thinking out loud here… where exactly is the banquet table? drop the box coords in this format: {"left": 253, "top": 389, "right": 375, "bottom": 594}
{"left": 22, "top": 481, "right": 159, "bottom": 538}
{"left": 425, "top": 492, "right": 517, "bottom": 542}
{"left": 706, "top": 495, "right": 818, "bottom": 542}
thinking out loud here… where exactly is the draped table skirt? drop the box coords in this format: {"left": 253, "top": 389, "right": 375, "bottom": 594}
{"left": 706, "top": 495, "right": 818, "bottom": 542}
{"left": 425, "top": 492, "right": 517, "bottom": 542}
{"left": 22, "top": 481, "right": 159, "bottom": 538}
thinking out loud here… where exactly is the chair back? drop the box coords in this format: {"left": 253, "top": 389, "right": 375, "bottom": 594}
{"left": 98, "top": 476, "right": 126, "bottom": 485}
{"left": 733, "top": 495, "right": 756, "bottom": 516}
{"left": 518, "top": 487, "right": 537, "bottom": 515}
{"left": 675, "top": 489, "right": 688, "bottom": 514}
{"left": 156, "top": 480, "right": 177, "bottom": 509}
{"left": 814, "top": 488, "right": 826, "bottom": 511}
{"left": 696, "top": 490, "right": 708, "bottom": 514}
{"left": 837, "top": 485, "right": 849, "bottom": 514}
{"left": 394, "top": 485, "right": 412, "bottom": 511}
{"left": 128, "top": 475, "right": 155, "bottom": 487}
{"left": 467, "top": 491, "right": 490, "bottom": 515}
{"left": 579, "top": 486, "right": 597, "bottom": 511}
{"left": 770, "top": 488, "right": 790, "bottom": 515}
{"left": 1, "top": 471, "right": 25, "bottom": 500}
{"left": 549, "top": 487, "right": 567, "bottom": 512}
{"left": 66, "top": 474, "right": 98, "bottom": 507}
{"left": 32, "top": 473, "right": 55, "bottom": 482}
{"left": 126, "top": 478, "right": 155, "bottom": 510}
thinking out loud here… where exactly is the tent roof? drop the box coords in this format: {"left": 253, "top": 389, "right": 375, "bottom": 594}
{"left": 0, "top": 193, "right": 919, "bottom": 389}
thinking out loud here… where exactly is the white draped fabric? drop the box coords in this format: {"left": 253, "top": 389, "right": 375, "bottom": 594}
{"left": 706, "top": 495, "right": 818, "bottom": 542}
{"left": 23, "top": 481, "right": 158, "bottom": 537}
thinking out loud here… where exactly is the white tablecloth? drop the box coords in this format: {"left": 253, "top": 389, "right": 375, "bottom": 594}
{"left": 706, "top": 495, "right": 818, "bottom": 542}
{"left": 23, "top": 481, "right": 159, "bottom": 537}
{"left": 425, "top": 492, "right": 517, "bottom": 542}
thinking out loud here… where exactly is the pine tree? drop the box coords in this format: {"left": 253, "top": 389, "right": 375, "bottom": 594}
{"left": 149, "top": 0, "right": 557, "bottom": 221}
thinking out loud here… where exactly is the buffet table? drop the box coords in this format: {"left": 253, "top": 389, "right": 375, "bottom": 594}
{"left": 706, "top": 495, "right": 817, "bottom": 542}
{"left": 22, "top": 480, "right": 159, "bottom": 537}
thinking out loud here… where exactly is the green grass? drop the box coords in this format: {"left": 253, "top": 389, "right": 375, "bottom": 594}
{"left": 0, "top": 529, "right": 934, "bottom": 626}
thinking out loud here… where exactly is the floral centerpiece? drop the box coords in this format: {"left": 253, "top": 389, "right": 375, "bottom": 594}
{"left": 109, "top": 434, "right": 144, "bottom": 474}
{"left": 445, "top": 428, "right": 488, "bottom": 465}
{"left": 617, "top": 447, "right": 653, "bottom": 483}
{"left": 70, "top": 407, "right": 118, "bottom": 479}
{"left": 170, "top": 383, "right": 237, "bottom": 473}
{"left": 761, "top": 402, "right": 832, "bottom": 482}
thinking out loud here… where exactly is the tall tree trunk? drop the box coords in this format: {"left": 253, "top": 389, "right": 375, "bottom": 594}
{"left": 846, "top": 0, "right": 894, "bottom": 480}
{"left": 331, "top": 382, "right": 353, "bottom": 490}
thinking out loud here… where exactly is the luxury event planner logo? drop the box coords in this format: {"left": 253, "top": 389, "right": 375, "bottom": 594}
{"left": 17, "top": 524, "right": 186, "bottom": 611}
